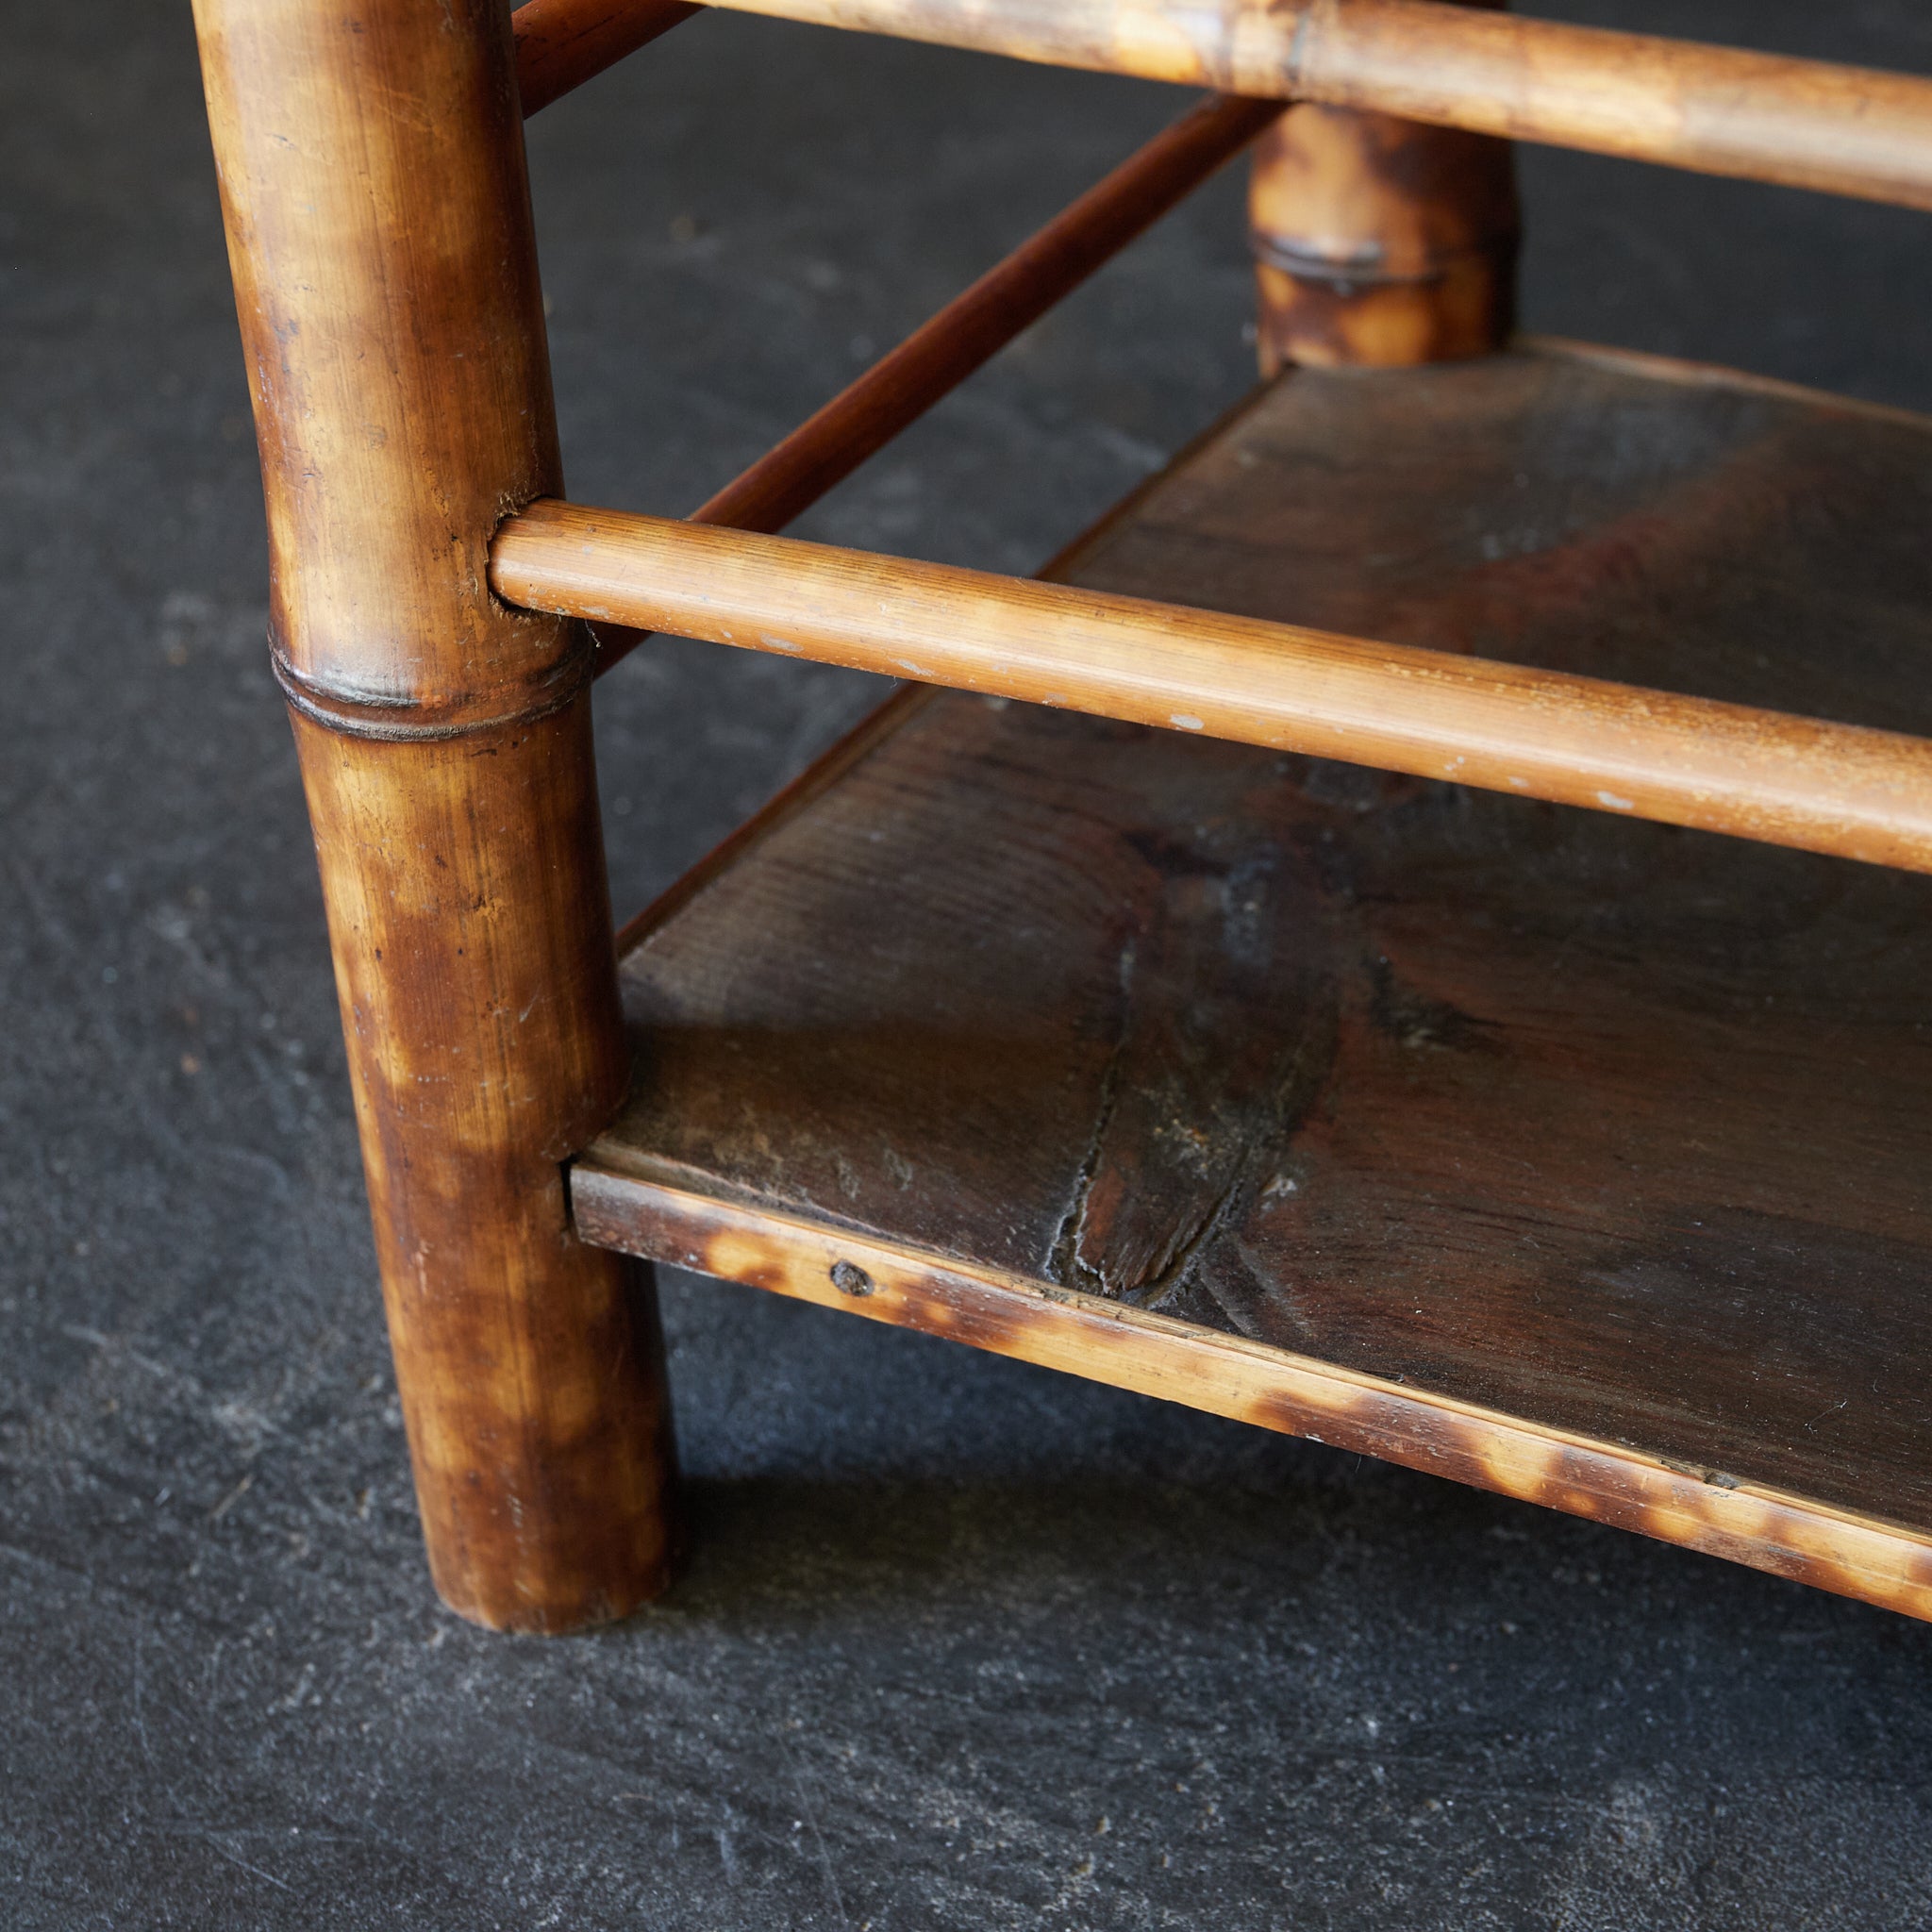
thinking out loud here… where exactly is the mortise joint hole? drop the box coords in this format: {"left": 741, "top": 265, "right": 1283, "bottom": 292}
{"left": 830, "top": 1259, "right": 875, "bottom": 1298}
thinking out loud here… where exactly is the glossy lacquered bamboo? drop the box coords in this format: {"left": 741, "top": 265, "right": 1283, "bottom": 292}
{"left": 491, "top": 500, "right": 1932, "bottom": 874}
{"left": 513, "top": 0, "right": 703, "bottom": 115}
{"left": 696, "top": 0, "right": 1932, "bottom": 210}
{"left": 1249, "top": 0, "right": 1517, "bottom": 372}
{"left": 193, "top": 0, "right": 676, "bottom": 1631}
{"left": 591, "top": 91, "right": 1281, "bottom": 675}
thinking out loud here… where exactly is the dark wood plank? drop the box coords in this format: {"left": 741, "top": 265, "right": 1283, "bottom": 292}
{"left": 1070, "top": 340, "right": 1932, "bottom": 735}
{"left": 580, "top": 341, "right": 1932, "bottom": 1603}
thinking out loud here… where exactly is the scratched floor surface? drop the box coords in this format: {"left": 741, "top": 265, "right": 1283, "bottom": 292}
{"left": 5, "top": 3, "right": 1932, "bottom": 1927}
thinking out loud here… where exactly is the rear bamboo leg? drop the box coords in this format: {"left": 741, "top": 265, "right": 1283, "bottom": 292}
{"left": 1249, "top": 3, "right": 1520, "bottom": 371}
{"left": 192, "top": 0, "right": 677, "bottom": 1632}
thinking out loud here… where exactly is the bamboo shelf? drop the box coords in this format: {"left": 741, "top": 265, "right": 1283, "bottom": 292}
{"left": 574, "top": 341, "right": 1932, "bottom": 1619}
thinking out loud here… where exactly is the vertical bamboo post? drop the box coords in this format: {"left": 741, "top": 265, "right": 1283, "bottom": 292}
{"left": 192, "top": 0, "right": 677, "bottom": 1631}
{"left": 1248, "top": 1, "right": 1519, "bottom": 371}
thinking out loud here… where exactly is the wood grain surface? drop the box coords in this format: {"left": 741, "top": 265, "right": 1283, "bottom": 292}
{"left": 693, "top": 0, "right": 1932, "bottom": 209}
{"left": 575, "top": 343, "right": 1932, "bottom": 1613}
{"left": 193, "top": 0, "right": 677, "bottom": 1631}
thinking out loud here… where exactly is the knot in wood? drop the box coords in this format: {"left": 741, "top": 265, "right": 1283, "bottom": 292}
{"left": 829, "top": 1259, "right": 876, "bottom": 1298}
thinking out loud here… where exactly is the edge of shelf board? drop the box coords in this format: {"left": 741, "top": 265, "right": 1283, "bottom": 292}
{"left": 1515, "top": 332, "right": 1932, "bottom": 432}
{"left": 572, "top": 1162, "right": 1932, "bottom": 1624}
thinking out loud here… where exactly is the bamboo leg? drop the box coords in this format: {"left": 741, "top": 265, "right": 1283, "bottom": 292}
{"left": 192, "top": 0, "right": 677, "bottom": 1631}
{"left": 1248, "top": 2, "right": 1519, "bottom": 371}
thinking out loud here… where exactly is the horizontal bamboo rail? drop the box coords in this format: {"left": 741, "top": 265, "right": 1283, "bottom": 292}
{"left": 591, "top": 91, "right": 1282, "bottom": 675}
{"left": 491, "top": 501, "right": 1932, "bottom": 874}
{"left": 691, "top": 0, "right": 1932, "bottom": 211}
{"left": 513, "top": 0, "right": 702, "bottom": 114}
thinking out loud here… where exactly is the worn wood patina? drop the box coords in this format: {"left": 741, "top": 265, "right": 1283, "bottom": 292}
{"left": 573, "top": 343, "right": 1932, "bottom": 1618}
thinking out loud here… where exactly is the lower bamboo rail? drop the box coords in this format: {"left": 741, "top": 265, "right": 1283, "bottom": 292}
{"left": 571, "top": 1173, "right": 1932, "bottom": 1624}
{"left": 694, "top": 0, "right": 1932, "bottom": 212}
{"left": 491, "top": 500, "right": 1932, "bottom": 874}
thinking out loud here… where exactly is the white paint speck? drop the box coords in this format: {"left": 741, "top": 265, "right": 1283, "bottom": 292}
{"left": 757, "top": 632, "right": 802, "bottom": 654}
{"left": 1595, "top": 790, "right": 1635, "bottom": 811}
{"left": 1170, "top": 713, "right": 1205, "bottom": 732}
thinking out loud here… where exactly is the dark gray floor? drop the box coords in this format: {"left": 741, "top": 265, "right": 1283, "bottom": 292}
{"left": 7, "top": 3, "right": 1932, "bottom": 1925}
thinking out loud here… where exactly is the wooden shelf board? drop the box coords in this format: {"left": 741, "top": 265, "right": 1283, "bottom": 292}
{"left": 577, "top": 341, "right": 1932, "bottom": 1617}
